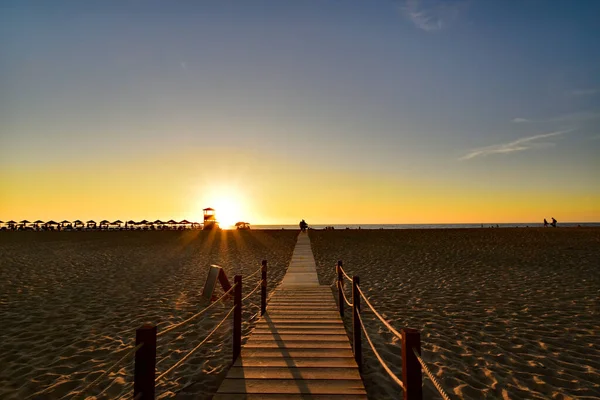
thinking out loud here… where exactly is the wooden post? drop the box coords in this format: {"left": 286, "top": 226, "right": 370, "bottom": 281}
{"left": 261, "top": 260, "right": 267, "bottom": 316}
{"left": 352, "top": 275, "right": 362, "bottom": 372}
{"left": 402, "top": 328, "right": 423, "bottom": 400}
{"left": 337, "top": 261, "right": 344, "bottom": 318}
{"left": 233, "top": 275, "right": 242, "bottom": 362}
{"left": 134, "top": 323, "right": 156, "bottom": 400}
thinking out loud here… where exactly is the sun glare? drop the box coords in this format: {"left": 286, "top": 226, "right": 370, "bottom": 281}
{"left": 213, "top": 198, "right": 242, "bottom": 228}
{"left": 200, "top": 186, "right": 247, "bottom": 229}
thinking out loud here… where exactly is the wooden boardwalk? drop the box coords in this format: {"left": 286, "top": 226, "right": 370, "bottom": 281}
{"left": 215, "top": 232, "right": 367, "bottom": 399}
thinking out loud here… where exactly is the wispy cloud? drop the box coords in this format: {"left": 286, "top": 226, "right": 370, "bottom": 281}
{"left": 569, "top": 88, "right": 598, "bottom": 96}
{"left": 401, "top": 0, "right": 466, "bottom": 31}
{"left": 509, "top": 111, "right": 600, "bottom": 124}
{"left": 460, "top": 130, "right": 572, "bottom": 160}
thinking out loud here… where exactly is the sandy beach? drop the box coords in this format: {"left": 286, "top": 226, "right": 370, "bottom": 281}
{"left": 2, "top": 228, "right": 599, "bottom": 399}
{"left": 0, "top": 230, "right": 298, "bottom": 399}
{"left": 309, "top": 228, "right": 600, "bottom": 399}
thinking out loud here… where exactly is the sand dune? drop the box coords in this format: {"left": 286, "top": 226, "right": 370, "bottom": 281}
{"left": 309, "top": 228, "right": 600, "bottom": 400}
{"left": 0, "top": 230, "right": 298, "bottom": 399}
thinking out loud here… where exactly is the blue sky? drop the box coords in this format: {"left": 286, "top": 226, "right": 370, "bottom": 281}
{"left": 1, "top": 1, "right": 599, "bottom": 222}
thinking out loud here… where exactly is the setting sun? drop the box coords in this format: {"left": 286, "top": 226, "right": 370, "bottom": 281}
{"left": 199, "top": 185, "right": 248, "bottom": 228}
{"left": 211, "top": 198, "right": 242, "bottom": 228}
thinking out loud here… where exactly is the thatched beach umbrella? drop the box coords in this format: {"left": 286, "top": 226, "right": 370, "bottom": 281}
{"left": 153, "top": 220, "right": 163, "bottom": 224}
{"left": 20, "top": 219, "right": 30, "bottom": 224}
{"left": 73, "top": 219, "right": 83, "bottom": 225}
{"left": 45, "top": 220, "right": 58, "bottom": 225}
{"left": 167, "top": 219, "right": 177, "bottom": 225}
{"left": 86, "top": 220, "right": 96, "bottom": 228}
{"left": 7, "top": 220, "right": 16, "bottom": 224}
{"left": 60, "top": 220, "right": 70, "bottom": 227}
{"left": 139, "top": 220, "right": 149, "bottom": 225}
{"left": 179, "top": 219, "right": 190, "bottom": 224}
{"left": 111, "top": 220, "right": 123, "bottom": 226}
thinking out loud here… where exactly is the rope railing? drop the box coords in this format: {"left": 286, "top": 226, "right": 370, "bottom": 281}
{"left": 356, "top": 310, "right": 405, "bottom": 391}
{"left": 244, "top": 265, "right": 263, "bottom": 280}
{"left": 338, "top": 281, "right": 353, "bottom": 307}
{"left": 413, "top": 347, "right": 452, "bottom": 400}
{"left": 335, "top": 260, "right": 452, "bottom": 400}
{"left": 157, "top": 283, "right": 237, "bottom": 337}
{"left": 242, "top": 279, "right": 263, "bottom": 302}
{"left": 62, "top": 260, "right": 269, "bottom": 400}
{"left": 357, "top": 285, "right": 402, "bottom": 341}
{"left": 156, "top": 305, "right": 236, "bottom": 382}
{"left": 77, "top": 343, "right": 143, "bottom": 396}
{"left": 339, "top": 266, "right": 353, "bottom": 282}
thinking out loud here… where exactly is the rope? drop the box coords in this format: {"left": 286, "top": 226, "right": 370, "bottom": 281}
{"left": 158, "top": 283, "right": 237, "bottom": 337}
{"left": 412, "top": 347, "right": 452, "bottom": 400}
{"left": 339, "top": 281, "right": 353, "bottom": 307}
{"left": 78, "top": 343, "right": 143, "bottom": 395}
{"left": 245, "top": 266, "right": 263, "bottom": 280}
{"left": 339, "top": 266, "right": 353, "bottom": 282}
{"left": 357, "top": 285, "right": 402, "bottom": 341}
{"left": 242, "top": 279, "right": 263, "bottom": 302}
{"left": 156, "top": 305, "right": 235, "bottom": 382}
{"left": 356, "top": 310, "right": 405, "bottom": 391}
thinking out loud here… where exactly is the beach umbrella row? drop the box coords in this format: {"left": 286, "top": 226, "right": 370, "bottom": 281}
{"left": 1, "top": 219, "right": 199, "bottom": 226}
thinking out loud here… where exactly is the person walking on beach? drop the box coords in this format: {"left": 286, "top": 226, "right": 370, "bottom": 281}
{"left": 544, "top": 218, "right": 549, "bottom": 227}
{"left": 299, "top": 219, "right": 308, "bottom": 232}
{"left": 551, "top": 217, "right": 557, "bottom": 228}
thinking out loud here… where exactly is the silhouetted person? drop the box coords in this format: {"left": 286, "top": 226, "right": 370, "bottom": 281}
{"left": 299, "top": 219, "right": 308, "bottom": 232}
{"left": 544, "top": 218, "right": 548, "bottom": 227}
{"left": 551, "top": 217, "right": 557, "bottom": 228}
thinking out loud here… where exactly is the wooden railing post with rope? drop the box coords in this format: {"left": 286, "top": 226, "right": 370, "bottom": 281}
{"left": 352, "top": 275, "right": 362, "bottom": 372}
{"left": 337, "top": 260, "right": 344, "bottom": 318}
{"left": 134, "top": 323, "right": 156, "bottom": 399}
{"left": 402, "top": 328, "right": 423, "bottom": 400}
{"left": 69, "top": 261, "right": 268, "bottom": 400}
{"left": 233, "top": 275, "right": 242, "bottom": 362}
{"left": 261, "top": 260, "right": 267, "bottom": 316}
{"left": 334, "top": 261, "right": 452, "bottom": 400}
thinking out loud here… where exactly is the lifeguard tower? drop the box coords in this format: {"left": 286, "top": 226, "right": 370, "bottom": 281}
{"left": 203, "top": 207, "right": 219, "bottom": 230}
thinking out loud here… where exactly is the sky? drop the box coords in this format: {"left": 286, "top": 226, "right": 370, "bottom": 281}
{"left": 1, "top": 0, "right": 599, "bottom": 225}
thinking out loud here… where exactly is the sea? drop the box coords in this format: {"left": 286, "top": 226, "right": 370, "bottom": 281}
{"left": 251, "top": 223, "right": 600, "bottom": 230}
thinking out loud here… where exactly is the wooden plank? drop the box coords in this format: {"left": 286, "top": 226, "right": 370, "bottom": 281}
{"left": 244, "top": 341, "right": 351, "bottom": 349}
{"left": 270, "top": 294, "right": 334, "bottom": 296}
{"left": 260, "top": 316, "right": 341, "bottom": 321}
{"left": 257, "top": 319, "right": 344, "bottom": 324}
{"left": 226, "top": 366, "right": 362, "bottom": 380}
{"left": 234, "top": 357, "right": 360, "bottom": 368}
{"left": 217, "top": 379, "right": 367, "bottom": 395}
{"left": 242, "top": 348, "right": 354, "bottom": 358}
{"left": 269, "top": 303, "right": 338, "bottom": 311}
{"left": 254, "top": 325, "right": 345, "bottom": 332}
{"left": 249, "top": 334, "right": 349, "bottom": 341}
{"left": 256, "top": 323, "right": 344, "bottom": 329}
{"left": 267, "top": 310, "right": 340, "bottom": 314}
{"left": 252, "top": 329, "right": 348, "bottom": 335}
{"left": 213, "top": 395, "right": 367, "bottom": 400}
